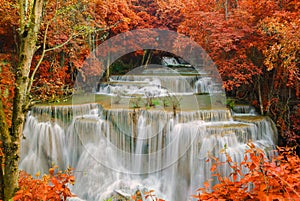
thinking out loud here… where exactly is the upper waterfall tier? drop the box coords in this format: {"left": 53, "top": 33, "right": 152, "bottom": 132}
{"left": 97, "top": 66, "right": 223, "bottom": 96}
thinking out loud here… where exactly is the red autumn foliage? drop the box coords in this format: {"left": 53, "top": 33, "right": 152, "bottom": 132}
{"left": 0, "top": 54, "right": 15, "bottom": 126}
{"left": 131, "top": 189, "right": 165, "bottom": 201}
{"left": 12, "top": 167, "right": 75, "bottom": 201}
{"left": 178, "top": 0, "right": 274, "bottom": 91}
{"left": 193, "top": 144, "right": 300, "bottom": 200}
{"left": 178, "top": 0, "right": 300, "bottom": 146}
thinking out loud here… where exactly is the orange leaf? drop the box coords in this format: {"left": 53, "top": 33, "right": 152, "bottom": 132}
{"left": 211, "top": 164, "right": 217, "bottom": 172}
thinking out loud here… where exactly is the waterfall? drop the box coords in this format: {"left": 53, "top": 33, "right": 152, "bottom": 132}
{"left": 20, "top": 67, "right": 277, "bottom": 200}
{"left": 20, "top": 104, "right": 277, "bottom": 201}
{"left": 231, "top": 105, "right": 257, "bottom": 116}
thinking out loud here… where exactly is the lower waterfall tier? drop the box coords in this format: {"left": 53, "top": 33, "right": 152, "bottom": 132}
{"left": 20, "top": 104, "right": 277, "bottom": 201}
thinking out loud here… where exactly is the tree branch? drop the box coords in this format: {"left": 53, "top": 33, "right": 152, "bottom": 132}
{"left": 44, "top": 35, "right": 73, "bottom": 53}
{"left": 26, "top": 12, "right": 74, "bottom": 103}
{"left": 26, "top": 19, "right": 50, "bottom": 102}
{"left": 18, "top": 0, "right": 25, "bottom": 34}
{"left": 94, "top": 20, "right": 122, "bottom": 32}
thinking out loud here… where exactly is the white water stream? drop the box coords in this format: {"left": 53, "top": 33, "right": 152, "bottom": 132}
{"left": 20, "top": 68, "right": 277, "bottom": 201}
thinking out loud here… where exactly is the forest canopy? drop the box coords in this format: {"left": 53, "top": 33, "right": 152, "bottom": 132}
{"left": 2, "top": 0, "right": 298, "bottom": 144}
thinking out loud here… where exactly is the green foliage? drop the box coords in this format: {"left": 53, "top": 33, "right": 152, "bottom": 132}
{"left": 145, "top": 95, "right": 159, "bottom": 108}
{"left": 162, "top": 97, "right": 170, "bottom": 108}
{"left": 130, "top": 96, "right": 143, "bottom": 109}
{"left": 110, "top": 60, "right": 135, "bottom": 75}
{"left": 151, "top": 99, "right": 160, "bottom": 107}
{"left": 164, "top": 93, "right": 182, "bottom": 116}
{"left": 226, "top": 98, "right": 236, "bottom": 109}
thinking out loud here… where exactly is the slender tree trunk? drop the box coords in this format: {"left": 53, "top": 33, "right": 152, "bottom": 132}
{"left": 144, "top": 50, "right": 152, "bottom": 67}
{"left": 279, "top": 0, "right": 283, "bottom": 9}
{"left": 106, "top": 51, "right": 111, "bottom": 82}
{"left": 257, "top": 80, "right": 264, "bottom": 115}
{"left": 141, "top": 49, "right": 147, "bottom": 66}
{"left": 224, "top": 0, "right": 228, "bottom": 20}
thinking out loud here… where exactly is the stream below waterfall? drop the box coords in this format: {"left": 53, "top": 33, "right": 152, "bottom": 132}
{"left": 20, "top": 66, "right": 277, "bottom": 201}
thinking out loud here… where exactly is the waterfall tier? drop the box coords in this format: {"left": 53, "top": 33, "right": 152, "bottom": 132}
{"left": 20, "top": 103, "right": 277, "bottom": 201}
{"left": 231, "top": 104, "right": 258, "bottom": 116}
{"left": 98, "top": 71, "right": 221, "bottom": 96}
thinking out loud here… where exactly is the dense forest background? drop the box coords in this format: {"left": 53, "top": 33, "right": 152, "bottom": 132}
{"left": 0, "top": 0, "right": 299, "bottom": 199}
{"left": 2, "top": 0, "right": 297, "bottom": 145}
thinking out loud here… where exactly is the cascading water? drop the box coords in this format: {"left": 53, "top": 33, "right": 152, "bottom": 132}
{"left": 231, "top": 105, "right": 258, "bottom": 116}
{"left": 97, "top": 65, "right": 218, "bottom": 96}
{"left": 20, "top": 66, "right": 277, "bottom": 201}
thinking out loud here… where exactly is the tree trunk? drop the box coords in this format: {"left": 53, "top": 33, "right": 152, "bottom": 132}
{"left": 257, "top": 79, "right": 264, "bottom": 115}
{"left": 224, "top": 0, "right": 229, "bottom": 20}
{"left": 106, "top": 51, "right": 111, "bottom": 82}
{"left": 3, "top": 142, "right": 20, "bottom": 201}
{"left": 144, "top": 50, "right": 152, "bottom": 67}
{"left": 0, "top": 100, "right": 11, "bottom": 200}
{"left": 0, "top": 0, "right": 45, "bottom": 200}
